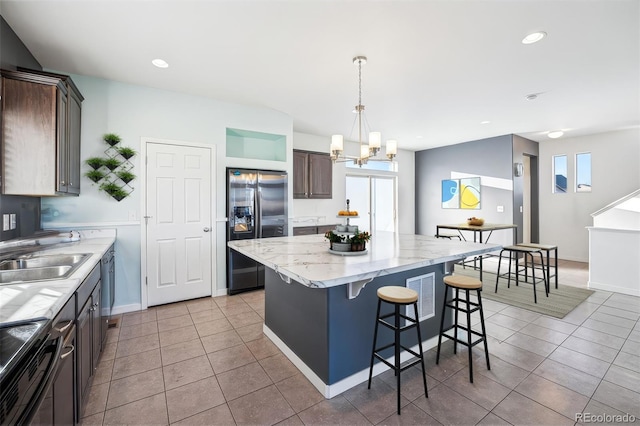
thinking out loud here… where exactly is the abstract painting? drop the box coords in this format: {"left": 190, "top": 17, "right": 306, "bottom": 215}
{"left": 442, "top": 177, "right": 481, "bottom": 209}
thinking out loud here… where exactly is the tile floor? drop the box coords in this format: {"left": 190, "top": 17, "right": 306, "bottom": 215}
{"left": 81, "top": 260, "right": 640, "bottom": 425}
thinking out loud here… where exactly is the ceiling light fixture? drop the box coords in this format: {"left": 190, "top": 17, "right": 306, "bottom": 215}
{"left": 330, "top": 56, "right": 397, "bottom": 167}
{"left": 522, "top": 31, "right": 547, "bottom": 44}
{"left": 525, "top": 93, "right": 538, "bottom": 101}
{"left": 481, "top": 120, "right": 491, "bottom": 124}
{"left": 152, "top": 59, "right": 169, "bottom": 68}
{"left": 548, "top": 130, "right": 564, "bottom": 139}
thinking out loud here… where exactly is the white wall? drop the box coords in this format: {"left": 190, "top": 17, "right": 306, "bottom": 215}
{"left": 538, "top": 128, "right": 640, "bottom": 262}
{"left": 42, "top": 74, "right": 293, "bottom": 310}
{"left": 292, "top": 132, "right": 415, "bottom": 234}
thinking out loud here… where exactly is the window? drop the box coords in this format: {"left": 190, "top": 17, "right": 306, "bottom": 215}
{"left": 576, "top": 152, "right": 592, "bottom": 192}
{"left": 553, "top": 155, "right": 567, "bottom": 193}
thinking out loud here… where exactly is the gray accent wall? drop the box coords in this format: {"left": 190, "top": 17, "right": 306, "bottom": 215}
{"left": 416, "top": 135, "right": 514, "bottom": 248}
{"left": 512, "top": 135, "right": 540, "bottom": 242}
{"left": 0, "top": 16, "right": 42, "bottom": 241}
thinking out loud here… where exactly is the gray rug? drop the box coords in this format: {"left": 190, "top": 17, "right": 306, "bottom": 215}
{"left": 453, "top": 266, "right": 594, "bottom": 319}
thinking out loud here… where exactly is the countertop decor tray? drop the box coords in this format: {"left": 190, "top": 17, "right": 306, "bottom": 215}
{"left": 328, "top": 248, "right": 368, "bottom": 256}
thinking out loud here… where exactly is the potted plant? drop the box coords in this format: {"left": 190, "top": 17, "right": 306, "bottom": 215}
{"left": 116, "top": 170, "right": 136, "bottom": 184}
{"left": 117, "top": 146, "right": 136, "bottom": 159}
{"left": 85, "top": 157, "right": 105, "bottom": 170}
{"left": 100, "top": 181, "right": 129, "bottom": 201}
{"left": 349, "top": 231, "right": 371, "bottom": 252}
{"left": 103, "top": 157, "right": 121, "bottom": 171}
{"left": 85, "top": 169, "right": 106, "bottom": 183}
{"left": 325, "top": 231, "right": 350, "bottom": 252}
{"left": 103, "top": 133, "right": 122, "bottom": 146}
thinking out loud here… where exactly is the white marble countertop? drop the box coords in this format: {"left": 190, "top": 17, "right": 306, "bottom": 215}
{"left": 228, "top": 232, "right": 500, "bottom": 288}
{"left": 0, "top": 230, "right": 116, "bottom": 325}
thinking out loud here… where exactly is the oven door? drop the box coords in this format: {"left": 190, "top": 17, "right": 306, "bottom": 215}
{"left": 0, "top": 330, "right": 63, "bottom": 425}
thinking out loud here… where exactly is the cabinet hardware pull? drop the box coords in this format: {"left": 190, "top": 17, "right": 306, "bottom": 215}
{"left": 61, "top": 345, "right": 74, "bottom": 360}
{"left": 60, "top": 180, "right": 66, "bottom": 185}
{"left": 203, "top": 227, "right": 211, "bottom": 232}
{"left": 54, "top": 320, "right": 73, "bottom": 334}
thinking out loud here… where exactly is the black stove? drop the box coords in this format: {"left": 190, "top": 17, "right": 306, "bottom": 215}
{"left": 0, "top": 320, "right": 47, "bottom": 381}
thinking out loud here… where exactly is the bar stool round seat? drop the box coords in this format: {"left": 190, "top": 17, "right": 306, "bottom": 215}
{"left": 368, "top": 286, "right": 428, "bottom": 415}
{"left": 377, "top": 286, "right": 419, "bottom": 304}
{"left": 436, "top": 274, "right": 490, "bottom": 383}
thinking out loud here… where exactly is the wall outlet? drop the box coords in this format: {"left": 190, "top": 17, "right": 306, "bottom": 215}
{"left": 497, "top": 205, "right": 504, "bottom": 213}
{"left": 9, "top": 214, "right": 16, "bottom": 230}
{"left": 2, "top": 214, "right": 9, "bottom": 231}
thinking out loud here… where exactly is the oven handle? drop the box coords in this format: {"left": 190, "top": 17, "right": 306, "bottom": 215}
{"left": 53, "top": 319, "right": 73, "bottom": 335}
{"left": 22, "top": 332, "right": 65, "bottom": 425}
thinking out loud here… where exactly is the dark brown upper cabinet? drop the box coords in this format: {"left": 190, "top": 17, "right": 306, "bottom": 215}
{"left": 293, "top": 149, "right": 332, "bottom": 199}
{"left": 1, "top": 68, "right": 83, "bottom": 196}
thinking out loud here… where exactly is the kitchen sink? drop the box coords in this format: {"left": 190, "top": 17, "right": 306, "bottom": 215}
{"left": 0, "top": 253, "right": 91, "bottom": 284}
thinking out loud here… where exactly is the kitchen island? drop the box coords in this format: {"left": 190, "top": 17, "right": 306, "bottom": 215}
{"left": 228, "top": 232, "right": 499, "bottom": 397}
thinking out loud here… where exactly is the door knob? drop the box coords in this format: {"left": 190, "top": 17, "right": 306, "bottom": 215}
{"left": 203, "top": 227, "right": 211, "bottom": 232}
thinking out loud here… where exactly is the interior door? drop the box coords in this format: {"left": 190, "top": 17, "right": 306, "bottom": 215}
{"left": 346, "top": 175, "right": 396, "bottom": 233}
{"left": 146, "top": 142, "right": 213, "bottom": 306}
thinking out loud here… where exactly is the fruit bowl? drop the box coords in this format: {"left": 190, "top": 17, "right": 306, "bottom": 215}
{"left": 467, "top": 217, "right": 484, "bottom": 226}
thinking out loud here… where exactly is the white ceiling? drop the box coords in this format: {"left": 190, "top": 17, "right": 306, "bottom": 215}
{"left": 1, "top": 0, "right": 638, "bottom": 151}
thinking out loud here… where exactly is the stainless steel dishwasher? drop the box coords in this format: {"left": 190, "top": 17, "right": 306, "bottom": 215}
{"left": 100, "top": 244, "right": 115, "bottom": 345}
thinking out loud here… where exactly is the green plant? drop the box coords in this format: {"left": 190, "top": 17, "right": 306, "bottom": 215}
{"left": 116, "top": 170, "right": 136, "bottom": 184}
{"left": 100, "top": 181, "right": 129, "bottom": 201}
{"left": 349, "top": 231, "right": 371, "bottom": 244}
{"left": 85, "top": 169, "right": 106, "bottom": 183}
{"left": 103, "top": 157, "right": 121, "bottom": 171}
{"left": 324, "top": 231, "right": 345, "bottom": 243}
{"left": 85, "top": 157, "right": 105, "bottom": 170}
{"left": 103, "top": 133, "right": 122, "bottom": 146}
{"left": 117, "top": 146, "right": 136, "bottom": 159}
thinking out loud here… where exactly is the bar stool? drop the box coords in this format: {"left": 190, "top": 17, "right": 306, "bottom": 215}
{"left": 436, "top": 275, "right": 490, "bottom": 383}
{"left": 517, "top": 243, "right": 558, "bottom": 289}
{"left": 495, "top": 245, "right": 548, "bottom": 303}
{"left": 368, "top": 286, "right": 428, "bottom": 415}
{"left": 435, "top": 233, "right": 462, "bottom": 241}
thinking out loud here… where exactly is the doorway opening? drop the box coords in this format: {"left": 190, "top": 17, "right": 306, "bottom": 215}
{"left": 345, "top": 175, "right": 397, "bottom": 233}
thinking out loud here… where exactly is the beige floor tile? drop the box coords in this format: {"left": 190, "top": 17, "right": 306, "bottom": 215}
{"left": 297, "top": 395, "right": 371, "bottom": 425}
{"left": 275, "top": 373, "right": 325, "bottom": 413}
{"left": 207, "top": 343, "right": 256, "bottom": 374}
{"left": 115, "top": 333, "right": 160, "bottom": 358}
{"left": 216, "top": 361, "right": 273, "bottom": 401}
{"left": 246, "top": 336, "right": 280, "bottom": 360}
{"left": 83, "top": 382, "right": 109, "bottom": 418}
{"left": 107, "top": 368, "right": 165, "bottom": 409}
{"left": 185, "top": 297, "right": 219, "bottom": 313}
{"left": 112, "top": 348, "right": 162, "bottom": 380}
{"left": 118, "top": 320, "right": 158, "bottom": 341}
{"left": 201, "top": 329, "right": 244, "bottom": 353}
{"left": 165, "top": 377, "right": 226, "bottom": 423}
{"left": 171, "top": 403, "right": 235, "bottom": 426}
{"left": 159, "top": 324, "right": 200, "bottom": 347}
{"left": 92, "top": 358, "right": 114, "bottom": 386}
{"left": 103, "top": 393, "right": 168, "bottom": 426}
{"left": 194, "top": 317, "right": 234, "bottom": 337}
{"left": 227, "top": 310, "right": 263, "bottom": 329}
{"left": 228, "top": 384, "right": 295, "bottom": 425}
{"left": 161, "top": 337, "right": 206, "bottom": 365}
{"left": 157, "top": 313, "right": 193, "bottom": 332}
{"left": 236, "top": 322, "right": 264, "bottom": 342}
{"left": 190, "top": 308, "right": 225, "bottom": 324}
{"left": 155, "top": 303, "right": 189, "bottom": 320}
{"left": 259, "top": 353, "right": 299, "bottom": 383}
{"left": 163, "top": 355, "right": 214, "bottom": 390}
{"left": 120, "top": 310, "right": 157, "bottom": 327}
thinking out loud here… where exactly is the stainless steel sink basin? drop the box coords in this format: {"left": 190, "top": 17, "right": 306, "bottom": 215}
{"left": 0, "top": 253, "right": 91, "bottom": 284}
{"left": 0, "top": 254, "right": 89, "bottom": 270}
{"left": 0, "top": 266, "right": 73, "bottom": 283}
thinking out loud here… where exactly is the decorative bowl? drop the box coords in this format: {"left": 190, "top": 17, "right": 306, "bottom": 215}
{"left": 467, "top": 218, "right": 484, "bottom": 226}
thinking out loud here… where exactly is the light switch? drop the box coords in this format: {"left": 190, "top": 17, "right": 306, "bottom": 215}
{"left": 497, "top": 205, "right": 504, "bottom": 213}
{"left": 9, "top": 214, "right": 16, "bottom": 230}
{"left": 2, "top": 214, "right": 9, "bottom": 231}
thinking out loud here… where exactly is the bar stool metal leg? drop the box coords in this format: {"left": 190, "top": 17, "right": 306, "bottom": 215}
{"left": 413, "top": 302, "right": 428, "bottom": 399}
{"left": 465, "top": 289, "right": 474, "bottom": 382}
{"left": 453, "top": 288, "right": 459, "bottom": 355}
{"left": 368, "top": 298, "right": 382, "bottom": 389}
{"left": 477, "top": 289, "right": 491, "bottom": 371}
{"left": 436, "top": 286, "right": 448, "bottom": 365}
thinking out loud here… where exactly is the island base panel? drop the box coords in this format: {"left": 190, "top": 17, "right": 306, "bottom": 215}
{"left": 264, "top": 265, "right": 451, "bottom": 396}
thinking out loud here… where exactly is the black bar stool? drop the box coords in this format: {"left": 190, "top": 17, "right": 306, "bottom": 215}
{"left": 436, "top": 275, "right": 490, "bottom": 383}
{"left": 368, "top": 286, "right": 428, "bottom": 415}
{"left": 495, "top": 245, "right": 548, "bottom": 303}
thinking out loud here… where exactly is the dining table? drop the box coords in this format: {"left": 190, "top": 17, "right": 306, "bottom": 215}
{"left": 436, "top": 222, "right": 518, "bottom": 281}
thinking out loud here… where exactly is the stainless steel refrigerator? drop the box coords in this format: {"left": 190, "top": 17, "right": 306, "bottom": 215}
{"left": 226, "top": 168, "right": 288, "bottom": 295}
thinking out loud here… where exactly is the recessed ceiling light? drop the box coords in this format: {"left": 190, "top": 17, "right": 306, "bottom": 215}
{"left": 548, "top": 130, "right": 564, "bottom": 139}
{"left": 525, "top": 93, "right": 538, "bottom": 101}
{"left": 522, "top": 31, "right": 547, "bottom": 44}
{"left": 416, "top": 135, "right": 423, "bottom": 139}
{"left": 152, "top": 59, "right": 169, "bottom": 68}
{"left": 481, "top": 121, "right": 491, "bottom": 124}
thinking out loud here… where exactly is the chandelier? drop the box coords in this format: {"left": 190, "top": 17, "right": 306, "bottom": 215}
{"left": 330, "top": 56, "right": 397, "bottom": 167}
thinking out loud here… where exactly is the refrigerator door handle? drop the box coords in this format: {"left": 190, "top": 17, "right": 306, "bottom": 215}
{"left": 256, "top": 185, "right": 262, "bottom": 238}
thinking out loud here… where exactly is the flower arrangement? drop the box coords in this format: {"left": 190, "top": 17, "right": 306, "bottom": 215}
{"left": 348, "top": 231, "right": 371, "bottom": 244}
{"left": 324, "top": 231, "right": 345, "bottom": 243}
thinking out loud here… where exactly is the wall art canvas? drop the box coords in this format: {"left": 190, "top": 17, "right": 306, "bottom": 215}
{"left": 460, "top": 177, "right": 481, "bottom": 209}
{"left": 441, "top": 179, "right": 459, "bottom": 209}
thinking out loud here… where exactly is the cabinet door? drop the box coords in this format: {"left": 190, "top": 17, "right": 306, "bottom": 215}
{"left": 66, "top": 90, "right": 82, "bottom": 194}
{"left": 309, "top": 153, "right": 332, "bottom": 199}
{"left": 56, "top": 88, "right": 69, "bottom": 193}
{"left": 317, "top": 225, "right": 337, "bottom": 234}
{"left": 293, "top": 226, "right": 316, "bottom": 236}
{"left": 76, "top": 298, "right": 92, "bottom": 417}
{"left": 293, "top": 150, "right": 309, "bottom": 198}
{"left": 91, "top": 283, "right": 102, "bottom": 371}
{"left": 53, "top": 332, "right": 76, "bottom": 426}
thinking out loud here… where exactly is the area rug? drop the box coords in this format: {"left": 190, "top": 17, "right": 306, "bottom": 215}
{"left": 453, "top": 266, "right": 594, "bottom": 319}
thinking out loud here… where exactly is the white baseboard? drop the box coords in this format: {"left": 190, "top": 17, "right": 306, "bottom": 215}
{"left": 589, "top": 281, "right": 640, "bottom": 297}
{"left": 263, "top": 324, "right": 438, "bottom": 399}
{"left": 111, "top": 303, "right": 143, "bottom": 315}
{"left": 214, "top": 288, "right": 228, "bottom": 297}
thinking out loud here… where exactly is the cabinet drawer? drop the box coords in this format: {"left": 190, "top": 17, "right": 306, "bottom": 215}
{"left": 76, "top": 264, "right": 100, "bottom": 313}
